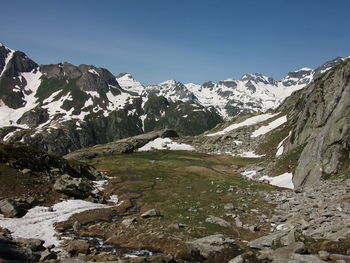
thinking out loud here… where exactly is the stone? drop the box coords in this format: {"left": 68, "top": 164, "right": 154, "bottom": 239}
{"left": 21, "top": 168, "right": 31, "bottom": 174}
{"left": 0, "top": 199, "right": 26, "bottom": 218}
{"left": 121, "top": 218, "right": 137, "bottom": 227}
{"left": 330, "top": 254, "right": 350, "bottom": 261}
{"left": 248, "top": 231, "right": 287, "bottom": 249}
{"left": 205, "top": 216, "right": 231, "bottom": 227}
{"left": 73, "top": 221, "right": 81, "bottom": 232}
{"left": 14, "top": 238, "right": 44, "bottom": 251}
{"left": 65, "top": 240, "right": 90, "bottom": 255}
{"left": 141, "top": 209, "right": 161, "bottom": 218}
{"left": 224, "top": 203, "right": 235, "bottom": 210}
{"left": 318, "top": 250, "right": 330, "bottom": 260}
{"left": 186, "top": 234, "right": 235, "bottom": 259}
{"left": 54, "top": 174, "right": 93, "bottom": 198}
{"left": 40, "top": 249, "right": 57, "bottom": 261}
{"left": 228, "top": 255, "right": 244, "bottom": 263}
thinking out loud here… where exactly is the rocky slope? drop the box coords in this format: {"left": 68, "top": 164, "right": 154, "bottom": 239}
{"left": 279, "top": 58, "right": 350, "bottom": 188}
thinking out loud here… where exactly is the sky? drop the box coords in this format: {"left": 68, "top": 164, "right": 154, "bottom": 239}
{"left": 1, "top": 0, "right": 350, "bottom": 85}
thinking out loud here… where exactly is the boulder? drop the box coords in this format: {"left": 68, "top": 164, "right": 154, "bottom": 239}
{"left": 205, "top": 216, "right": 231, "bottom": 227}
{"left": 14, "top": 238, "right": 44, "bottom": 251}
{"left": 54, "top": 174, "right": 93, "bottom": 198}
{"left": 0, "top": 199, "right": 26, "bottom": 218}
{"left": 141, "top": 209, "right": 161, "bottom": 218}
{"left": 121, "top": 218, "right": 137, "bottom": 227}
{"left": 65, "top": 240, "right": 90, "bottom": 255}
{"left": 186, "top": 234, "right": 235, "bottom": 259}
{"left": 248, "top": 231, "right": 287, "bottom": 249}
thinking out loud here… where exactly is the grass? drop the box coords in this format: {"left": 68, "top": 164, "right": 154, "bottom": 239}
{"left": 85, "top": 150, "right": 276, "bottom": 247}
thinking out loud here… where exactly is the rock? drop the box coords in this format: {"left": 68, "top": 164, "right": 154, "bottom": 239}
{"left": 248, "top": 231, "right": 287, "bottom": 249}
{"left": 168, "top": 223, "right": 185, "bottom": 230}
{"left": 186, "top": 234, "right": 235, "bottom": 258}
{"left": 249, "top": 225, "right": 259, "bottom": 232}
{"left": 141, "top": 209, "right": 161, "bottom": 218}
{"left": 14, "top": 238, "right": 44, "bottom": 251}
{"left": 235, "top": 217, "right": 243, "bottom": 228}
{"left": 40, "top": 249, "right": 57, "bottom": 261}
{"left": 121, "top": 218, "right": 137, "bottom": 227}
{"left": 330, "top": 254, "right": 350, "bottom": 261}
{"left": 205, "top": 215, "right": 231, "bottom": 227}
{"left": 318, "top": 250, "right": 330, "bottom": 260}
{"left": 73, "top": 221, "right": 81, "bottom": 232}
{"left": 21, "top": 168, "right": 31, "bottom": 174}
{"left": 0, "top": 199, "right": 26, "bottom": 218}
{"left": 65, "top": 240, "right": 90, "bottom": 255}
{"left": 54, "top": 174, "right": 93, "bottom": 198}
{"left": 292, "top": 242, "right": 307, "bottom": 254}
{"left": 224, "top": 203, "right": 235, "bottom": 210}
{"left": 289, "top": 254, "right": 326, "bottom": 263}
{"left": 228, "top": 255, "right": 244, "bottom": 263}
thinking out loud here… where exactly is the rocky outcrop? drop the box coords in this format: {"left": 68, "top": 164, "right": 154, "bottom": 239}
{"left": 64, "top": 129, "right": 178, "bottom": 160}
{"left": 186, "top": 234, "right": 235, "bottom": 259}
{"left": 281, "top": 58, "right": 350, "bottom": 187}
{"left": 54, "top": 174, "right": 93, "bottom": 198}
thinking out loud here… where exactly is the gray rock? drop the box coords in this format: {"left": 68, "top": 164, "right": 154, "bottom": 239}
{"left": 54, "top": 174, "right": 93, "bottom": 198}
{"left": 141, "top": 209, "right": 161, "bottom": 218}
{"left": 224, "top": 203, "right": 235, "bottom": 210}
{"left": 205, "top": 215, "right": 231, "bottom": 227}
{"left": 40, "top": 249, "right": 57, "bottom": 261}
{"left": 72, "top": 221, "right": 81, "bottom": 232}
{"left": 0, "top": 199, "right": 26, "bottom": 218}
{"left": 228, "top": 255, "right": 244, "bottom": 263}
{"left": 318, "top": 250, "right": 330, "bottom": 260}
{"left": 186, "top": 234, "right": 235, "bottom": 258}
{"left": 248, "top": 231, "right": 287, "bottom": 249}
{"left": 121, "top": 218, "right": 137, "bottom": 227}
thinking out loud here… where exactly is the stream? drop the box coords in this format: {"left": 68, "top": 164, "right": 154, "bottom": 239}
{"left": 61, "top": 181, "right": 157, "bottom": 258}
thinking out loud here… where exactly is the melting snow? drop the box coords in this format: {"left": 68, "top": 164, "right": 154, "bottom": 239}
{"left": 238, "top": 151, "right": 265, "bottom": 158}
{"left": 206, "top": 113, "right": 279, "bottom": 137}
{"left": 251, "top": 115, "right": 287, "bottom": 138}
{"left": 138, "top": 138, "right": 194, "bottom": 151}
{"left": 260, "top": 173, "right": 294, "bottom": 189}
{"left": 276, "top": 131, "right": 291, "bottom": 157}
{"left": 0, "top": 200, "right": 109, "bottom": 247}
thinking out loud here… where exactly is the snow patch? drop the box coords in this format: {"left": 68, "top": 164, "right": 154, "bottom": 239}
{"left": 0, "top": 200, "right": 109, "bottom": 247}
{"left": 206, "top": 113, "right": 279, "bottom": 137}
{"left": 260, "top": 173, "right": 294, "bottom": 189}
{"left": 88, "top": 68, "right": 100, "bottom": 77}
{"left": 251, "top": 115, "right": 287, "bottom": 138}
{"left": 138, "top": 138, "right": 194, "bottom": 151}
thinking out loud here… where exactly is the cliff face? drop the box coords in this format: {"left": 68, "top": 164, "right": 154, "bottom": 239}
{"left": 281, "top": 59, "right": 350, "bottom": 188}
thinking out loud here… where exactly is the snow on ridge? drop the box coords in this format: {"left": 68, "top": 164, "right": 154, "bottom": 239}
{"left": 88, "top": 68, "right": 100, "bottom": 77}
{"left": 206, "top": 113, "right": 280, "bottom": 137}
{"left": 0, "top": 69, "right": 42, "bottom": 128}
{"left": 0, "top": 47, "right": 15, "bottom": 77}
{"left": 276, "top": 131, "right": 291, "bottom": 157}
{"left": 251, "top": 115, "right": 287, "bottom": 138}
{"left": 138, "top": 137, "right": 194, "bottom": 151}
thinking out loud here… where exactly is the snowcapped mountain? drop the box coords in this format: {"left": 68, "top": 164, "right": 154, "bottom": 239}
{"left": 118, "top": 57, "right": 348, "bottom": 119}
{"left": 0, "top": 43, "right": 347, "bottom": 154}
{"left": 0, "top": 44, "right": 222, "bottom": 154}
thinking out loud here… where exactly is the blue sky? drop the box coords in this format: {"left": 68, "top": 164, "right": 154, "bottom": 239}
{"left": 1, "top": 0, "right": 350, "bottom": 84}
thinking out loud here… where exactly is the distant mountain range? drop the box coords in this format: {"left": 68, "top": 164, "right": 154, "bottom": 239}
{"left": 0, "top": 43, "right": 347, "bottom": 154}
